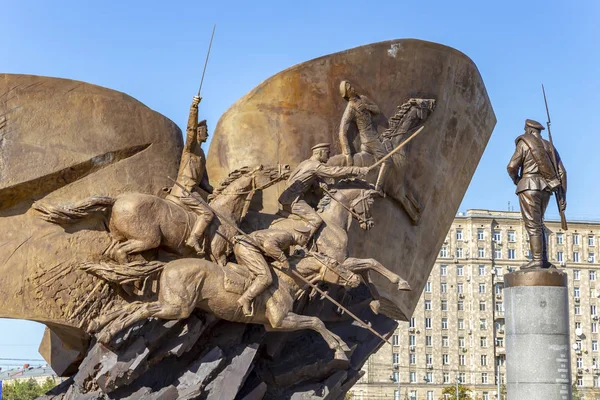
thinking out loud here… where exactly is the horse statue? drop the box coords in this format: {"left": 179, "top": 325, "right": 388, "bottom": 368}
{"left": 87, "top": 181, "right": 411, "bottom": 364}
{"left": 33, "top": 164, "right": 290, "bottom": 264}
{"left": 328, "top": 98, "right": 436, "bottom": 225}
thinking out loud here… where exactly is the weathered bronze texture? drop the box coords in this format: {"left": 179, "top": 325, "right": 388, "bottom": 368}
{"left": 504, "top": 269, "right": 568, "bottom": 288}
{"left": 507, "top": 118, "right": 567, "bottom": 270}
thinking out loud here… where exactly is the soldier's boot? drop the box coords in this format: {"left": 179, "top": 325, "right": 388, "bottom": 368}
{"left": 374, "top": 162, "right": 391, "bottom": 196}
{"left": 521, "top": 234, "right": 544, "bottom": 269}
{"left": 186, "top": 213, "right": 214, "bottom": 256}
{"left": 237, "top": 277, "right": 271, "bottom": 317}
{"left": 541, "top": 231, "right": 554, "bottom": 268}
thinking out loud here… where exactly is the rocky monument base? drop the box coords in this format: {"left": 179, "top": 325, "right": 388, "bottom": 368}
{"left": 505, "top": 269, "right": 572, "bottom": 400}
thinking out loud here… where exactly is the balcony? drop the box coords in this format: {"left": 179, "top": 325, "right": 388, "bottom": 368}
{"left": 494, "top": 311, "right": 505, "bottom": 319}
{"left": 496, "top": 346, "right": 506, "bottom": 354}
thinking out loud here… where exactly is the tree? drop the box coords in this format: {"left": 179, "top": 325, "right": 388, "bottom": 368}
{"left": 439, "top": 384, "right": 474, "bottom": 400}
{"left": 2, "top": 377, "right": 57, "bottom": 400}
{"left": 572, "top": 382, "right": 584, "bottom": 400}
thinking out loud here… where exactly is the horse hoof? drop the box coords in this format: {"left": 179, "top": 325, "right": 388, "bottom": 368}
{"left": 333, "top": 350, "right": 350, "bottom": 368}
{"left": 398, "top": 280, "right": 411, "bottom": 291}
{"left": 369, "top": 300, "right": 380, "bottom": 315}
{"left": 95, "top": 330, "right": 112, "bottom": 346}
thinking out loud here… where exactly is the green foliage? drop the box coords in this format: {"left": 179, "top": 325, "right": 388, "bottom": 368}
{"left": 2, "top": 377, "right": 57, "bottom": 400}
{"left": 439, "top": 384, "right": 474, "bottom": 400}
{"left": 572, "top": 383, "right": 583, "bottom": 400}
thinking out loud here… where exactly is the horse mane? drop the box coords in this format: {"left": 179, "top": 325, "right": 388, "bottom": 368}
{"left": 383, "top": 98, "right": 436, "bottom": 139}
{"left": 317, "top": 178, "right": 373, "bottom": 212}
{"left": 210, "top": 164, "right": 283, "bottom": 199}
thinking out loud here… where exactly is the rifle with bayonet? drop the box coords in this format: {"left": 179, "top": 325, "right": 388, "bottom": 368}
{"left": 542, "top": 84, "right": 568, "bottom": 230}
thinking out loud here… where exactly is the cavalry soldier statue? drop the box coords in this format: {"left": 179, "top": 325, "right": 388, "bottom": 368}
{"left": 278, "top": 143, "right": 368, "bottom": 241}
{"left": 507, "top": 119, "right": 567, "bottom": 269}
{"left": 338, "top": 80, "right": 391, "bottom": 194}
{"left": 169, "top": 95, "right": 215, "bottom": 256}
{"left": 233, "top": 226, "right": 312, "bottom": 317}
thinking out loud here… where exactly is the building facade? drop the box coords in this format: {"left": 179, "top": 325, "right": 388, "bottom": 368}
{"left": 351, "top": 209, "right": 600, "bottom": 400}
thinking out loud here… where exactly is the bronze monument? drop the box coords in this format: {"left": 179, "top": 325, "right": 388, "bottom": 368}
{"left": 0, "top": 38, "right": 496, "bottom": 399}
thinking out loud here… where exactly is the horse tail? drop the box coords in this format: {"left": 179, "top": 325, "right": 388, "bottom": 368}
{"left": 33, "top": 196, "right": 116, "bottom": 225}
{"left": 81, "top": 260, "right": 165, "bottom": 286}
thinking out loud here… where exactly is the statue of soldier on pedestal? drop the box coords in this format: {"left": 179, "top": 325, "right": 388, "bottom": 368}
{"left": 507, "top": 119, "right": 567, "bottom": 269}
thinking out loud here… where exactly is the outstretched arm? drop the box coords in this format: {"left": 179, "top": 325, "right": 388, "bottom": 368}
{"left": 184, "top": 96, "right": 200, "bottom": 152}
{"left": 360, "top": 95, "right": 381, "bottom": 114}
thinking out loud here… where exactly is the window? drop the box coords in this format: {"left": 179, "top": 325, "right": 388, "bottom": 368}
{"left": 410, "top": 318, "right": 416, "bottom": 328}
{"left": 456, "top": 229, "right": 463, "bottom": 241}
{"left": 458, "top": 319, "right": 465, "bottom": 330}
{"left": 596, "top": 358, "right": 600, "bottom": 369}
{"left": 508, "top": 231, "right": 516, "bottom": 242}
{"left": 427, "top": 391, "right": 434, "bottom": 400}
{"left": 479, "top": 265, "right": 486, "bottom": 276}
{"left": 409, "top": 335, "right": 416, "bottom": 346}
{"left": 481, "top": 373, "right": 488, "bottom": 384}
{"left": 409, "top": 390, "right": 417, "bottom": 400}
{"left": 593, "top": 322, "right": 598, "bottom": 334}
{"left": 575, "top": 287, "right": 581, "bottom": 298}
{"left": 574, "top": 234, "right": 580, "bottom": 245}
{"left": 593, "top": 305, "right": 597, "bottom": 316}
{"left": 557, "top": 251, "right": 563, "bottom": 262}
{"left": 481, "top": 354, "right": 487, "bottom": 366}
{"left": 577, "top": 357, "right": 583, "bottom": 368}
{"left": 459, "top": 354, "right": 466, "bottom": 366}
{"left": 575, "top": 305, "right": 581, "bottom": 315}
{"left": 496, "top": 302, "right": 504, "bottom": 312}
{"left": 442, "top": 318, "right": 448, "bottom": 329}
{"left": 409, "top": 353, "right": 416, "bottom": 364}
{"left": 425, "top": 335, "right": 432, "bottom": 347}
{"left": 595, "top": 376, "right": 600, "bottom": 388}
{"left": 591, "top": 270, "right": 596, "bottom": 280}
{"left": 458, "top": 301, "right": 464, "bottom": 312}
{"left": 392, "top": 334, "right": 400, "bottom": 346}
{"left": 459, "top": 337, "right": 466, "bottom": 347}
{"left": 426, "top": 353, "right": 433, "bottom": 365}
{"left": 483, "top": 393, "right": 490, "bottom": 400}
{"left": 495, "top": 284, "right": 504, "bottom": 295}
{"left": 508, "top": 249, "right": 515, "bottom": 259}
{"left": 493, "top": 231, "right": 501, "bottom": 242}
{"left": 590, "top": 235, "right": 596, "bottom": 246}
{"left": 480, "top": 319, "right": 487, "bottom": 330}
{"left": 442, "top": 336, "right": 449, "bottom": 347}
{"left": 496, "top": 337, "right": 504, "bottom": 347}
{"left": 497, "top": 355, "right": 506, "bottom": 366}
{"left": 425, "top": 282, "right": 431, "bottom": 292}
{"left": 478, "top": 229, "right": 484, "bottom": 240}
{"left": 424, "top": 300, "right": 432, "bottom": 310}
{"left": 574, "top": 270, "right": 581, "bottom": 280}
{"left": 394, "top": 390, "right": 400, "bottom": 400}
{"left": 425, "top": 372, "right": 433, "bottom": 384}
{"left": 480, "top": 337, "right": 488, "bottom": 347}
{"left": 439, "top": 246, "right": 448, "bottom": 258}
{"left": 590, "top": 253, "right": 596, "bottom": 263}
{"left": 457, "top": 265, "right": 464, "bottom": 276}
{"left": 478, "top": 247, "right": 485, "bottom": 258}
{"left": 440, "top": 264, "right": 447, "bottom": 276}
{"left": 458, "top": 373, "right": 466, "bottom": 383}
{"left": 457, "top": 283, "right": 464, "bottom": 294}
{"left": 410, "top": 372, "right": 416, "bottom": 383}
{"left": 425, "top": 318, "right": 432, "bottom": 329}
{"left": 392, "top": 352, "right": 399, "bottom": 364}
{"left": 574, "top": 252, "right": 580, "bottom": 263}
{"left": 442, "top": 354, "right": 449, "bottom": 365}
{"left": 441, "top": 282, "right": 447, "bottom": 293}
{"left": 441, "top": 300, "right": 448, "bottom": 311}
{"left": 392, "top": 371, "right": 399, "bottom": 383}
{"left": 576, "top": 322, "right": 581, "bottom": 330}
{"left": 479, "top": 301, "right": 486, "bottom": 312}
{"left": 456, "top": 248, "right": 463, "bottom": 258}
{"left": 593, "top": 340, "right": 598, "bottom": 352}
{"left": 443, "top": 373, "right": 450, "bottom": 384}
{"left": 494, "top": 249, "right": 502, "bottom": 259}
{"left": 479, "top": 283, "right": 486, "bottom": 293}
{"left": 557, "top": 233, "right": 564, "bottom": 244}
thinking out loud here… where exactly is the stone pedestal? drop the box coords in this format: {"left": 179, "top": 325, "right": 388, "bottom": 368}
{"left": 505, "top": 269, "right": 571, "bottom": 400}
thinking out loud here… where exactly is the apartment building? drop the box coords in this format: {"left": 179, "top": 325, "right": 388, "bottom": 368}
{"left": 350, "top": 209, "right": 600, "bottom": 400}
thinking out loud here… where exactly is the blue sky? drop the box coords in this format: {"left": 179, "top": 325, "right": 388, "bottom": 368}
{"left": 1, "top": 0, "right": 599, "bottom": 363}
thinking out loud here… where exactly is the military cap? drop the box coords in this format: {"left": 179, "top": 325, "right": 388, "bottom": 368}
{"left": 198, "top": 119, "right": 207, "bottom": 127}
{"left": 339, "top": 80, "right": 351, "bottom": 98}
{"left": 311, "top": 143, "right": 331, "bottom": 151}
{"left": 525, "top": 119, "right": 545, "bottom": 131}
{"left": 294, "top": 226, "right": 312, "bottom": 234}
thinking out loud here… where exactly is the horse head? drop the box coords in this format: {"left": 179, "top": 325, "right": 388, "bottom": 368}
{"left": 319, "top": 179, "right": 380, "bottom": 231}
{"left": 250, "top": 164, "right": 291, "bottom": 190}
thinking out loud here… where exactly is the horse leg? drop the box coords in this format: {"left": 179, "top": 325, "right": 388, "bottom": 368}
{"left": 342, "top": 257, "right": 411, "bottom": 291}
{"left": 264, "top": 312, "right": 350, "bottom": 362}
{"left": 112, "top": 237, "right": 161, "bottom": 263}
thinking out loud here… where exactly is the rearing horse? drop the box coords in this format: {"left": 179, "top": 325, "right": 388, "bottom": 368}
{"left": 33, "top": 164, "right": 290, "bottom": 264}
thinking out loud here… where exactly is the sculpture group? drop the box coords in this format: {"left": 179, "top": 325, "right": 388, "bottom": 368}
{"left": 32, "top": 81, "right": 434, "bottom": 363}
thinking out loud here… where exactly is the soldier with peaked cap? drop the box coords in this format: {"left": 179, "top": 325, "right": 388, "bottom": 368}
{"left": 507, "top": 119, "right": 567, "bottom": 269}
{"left": 278, "top": 142, "right": 369, "bottom": 241}
{"left": 169, "top": 96, "right": 215, "bottom": 256}
{"left": 233, "top": 226, "right": 313, "bottom": 317}
{"left": 338, "top": 80, "right": 391, "bottom": 193}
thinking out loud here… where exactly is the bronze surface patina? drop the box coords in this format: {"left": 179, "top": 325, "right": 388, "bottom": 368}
{"left": 0, "top": 39, "right": 495, "bottom": 399}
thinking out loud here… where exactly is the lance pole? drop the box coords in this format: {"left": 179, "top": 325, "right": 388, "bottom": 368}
{"left": 197, "top": 24, "right": 216, "bottom": 97}
{"left": 167, "top": 178, "right": 392, "bottom": 346}
{"left": 367, "top": 126, "right": 425, "bottom": 172}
